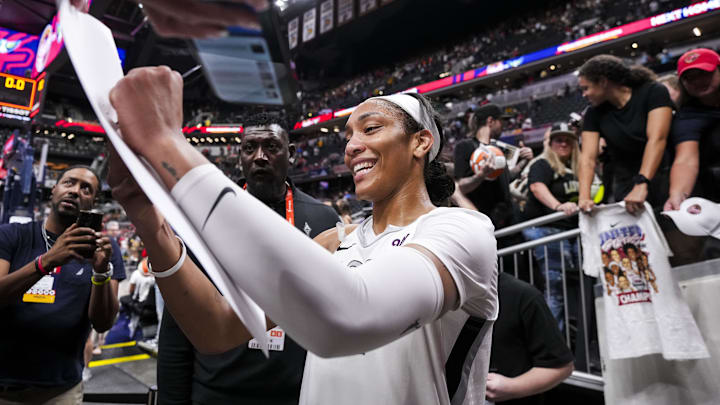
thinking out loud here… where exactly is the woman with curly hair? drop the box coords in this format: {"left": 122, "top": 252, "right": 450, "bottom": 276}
{"left": 576, "top": 54, "right": 673, "bottom": 214}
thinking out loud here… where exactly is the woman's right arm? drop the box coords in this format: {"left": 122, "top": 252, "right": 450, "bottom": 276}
{"left": 108, "top": 150, "right": 252, "bottom": 354}
{"left": 578, "top": 131, "right": 600, "bottom": 212}
{"left": 664, "top": 141, "right": 700, "bottom": 211}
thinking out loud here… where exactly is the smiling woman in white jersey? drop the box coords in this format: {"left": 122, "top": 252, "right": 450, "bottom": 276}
{"left": 106, "top": 66, "right": 499, "bottom": 405}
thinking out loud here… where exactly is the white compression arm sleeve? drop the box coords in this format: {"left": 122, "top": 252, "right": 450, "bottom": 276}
{"left": 172, "top": 164, "right": 444, "bottom": 358}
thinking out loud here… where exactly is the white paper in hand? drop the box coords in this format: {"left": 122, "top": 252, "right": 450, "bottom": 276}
{"left": 57, "top": 0, "right": 269, "bottom": 355}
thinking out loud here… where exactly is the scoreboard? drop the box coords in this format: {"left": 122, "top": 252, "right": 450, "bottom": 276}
{"left": 0, "top": 72, "right": 47, "bottom": 123}
{"left": 0, "top": 73, "right": 40, "bottom": 110}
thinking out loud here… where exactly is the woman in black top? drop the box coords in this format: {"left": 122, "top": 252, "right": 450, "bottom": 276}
{"left": 665, "top": 48, "right": 720, "bottom": 209}
{"left": 577, "top": 55, "right": 673, "bottom": 214}
{"left": 521, "top": 123, "right": 580, "bottom": 331}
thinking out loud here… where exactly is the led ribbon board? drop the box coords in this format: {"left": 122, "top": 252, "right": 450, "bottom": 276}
{"left": 294, "top": 0, "right": 720, "bottom": 129}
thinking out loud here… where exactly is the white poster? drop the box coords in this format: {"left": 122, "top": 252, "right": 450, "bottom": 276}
{"left": 359, "top": 0, "right": 377, "bottom": 15}
{"left": 288, "top": 17, "right": 299, "bottom": 49}
{"left": 302, "top": 8, "right": 316, "bottom": 42}
{"left": 337, "top": 0, "right": 354, "bottom": 25}
{"left": 320, "top": 0, "right": 334, "bottom": 35}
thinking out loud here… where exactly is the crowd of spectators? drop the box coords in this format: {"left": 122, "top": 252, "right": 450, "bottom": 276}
{"left": 296, "top": 0, "right": 692, "bottom": 119}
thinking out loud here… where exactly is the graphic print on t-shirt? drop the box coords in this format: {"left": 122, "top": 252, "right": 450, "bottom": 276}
{"left": 598, "top": 224, "right": 659, "bottom": 306}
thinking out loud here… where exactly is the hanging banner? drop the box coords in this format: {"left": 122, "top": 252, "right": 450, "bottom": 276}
{"left": 302, "top": 8, "right": 316, "bottom": 42}
{"left": 288, "top": 17, "right": 299, "bottom": 49}
{"left": 337, "top": 0, "right": 354, "bottom": 25}
{"left": 320, "top": 0, "right": 334, "bottom": 35}
{"left": 359, "top": 0, "right": 377, "bottom": 15}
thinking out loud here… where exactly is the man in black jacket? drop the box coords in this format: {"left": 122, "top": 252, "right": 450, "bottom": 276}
{"left": 157, "top": 114, "right": 340, "bottom": 405}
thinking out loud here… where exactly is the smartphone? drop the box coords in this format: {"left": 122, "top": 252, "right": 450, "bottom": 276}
{"left": 76, "top": 210, "right": 104, "bottom": 232}
{"left": 76, "top": 210, "right": 103, "bottom": 258}
{"left": 190, "top": 3, "right": 298, "bottom": 106}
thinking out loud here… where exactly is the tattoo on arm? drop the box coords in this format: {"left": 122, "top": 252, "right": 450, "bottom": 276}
{"left": 162, "top": 161, "right": 180, "bottom": 181}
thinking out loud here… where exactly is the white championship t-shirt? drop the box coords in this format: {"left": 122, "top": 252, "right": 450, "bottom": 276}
{"left": 300, "top": 207, "right": 499, "bottom": 405}
{"left": 579, "top": 203, "right": 708, "bottom": 360}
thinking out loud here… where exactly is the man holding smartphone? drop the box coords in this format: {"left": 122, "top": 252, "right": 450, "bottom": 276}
{"left": 0, "top": 165, "right": 125, "bottom": 404}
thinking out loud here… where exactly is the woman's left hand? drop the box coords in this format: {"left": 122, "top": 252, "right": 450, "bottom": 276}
{"left": 624, "top": 184, "right": 648, "bottom": 215}
{"left": 556, "top": 202, "right": 579, "bottom": 216}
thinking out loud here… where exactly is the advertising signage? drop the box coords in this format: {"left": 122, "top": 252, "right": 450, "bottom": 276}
{"left": 294, "top": 0, "right": 720, "bottom": 129}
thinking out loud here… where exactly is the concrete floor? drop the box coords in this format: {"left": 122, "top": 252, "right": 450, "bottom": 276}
{"left": 83, "top": 274, "right": 158, "bottom": 404}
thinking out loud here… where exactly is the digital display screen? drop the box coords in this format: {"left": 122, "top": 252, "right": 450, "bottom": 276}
{"left": 0, "top": 72, "right": 35, "bottom": 109}
{"left": 0, "top": 27, "right": 39, "bottom": 77}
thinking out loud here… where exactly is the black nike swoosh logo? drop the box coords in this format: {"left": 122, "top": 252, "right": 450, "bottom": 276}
{"left": 202, "top": 187, "right": 236, "bottom": 230}
{"left": 610, "top": 222, "right": 621, "bottom": 228}
{"left": 336, "top": 244, "right": 355, "bottom": 251}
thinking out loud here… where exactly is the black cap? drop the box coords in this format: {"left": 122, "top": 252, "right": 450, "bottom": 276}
{"left": 549, "top": 122, "right": 578, "bottom": 141}
{"left": 473, "top": 103, "right": 514, "bottom": 127}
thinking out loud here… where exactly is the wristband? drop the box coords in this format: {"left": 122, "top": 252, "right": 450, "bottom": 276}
{"left": 148, "top": 236, "right": 187, "bottom": 279}
{"left": 91, "top": 275, "right": 112, "bottom": 286}
{"left": 632, "top": 174, "right": 651, "bottom": 186}
{"left": 35, "top": 255, "right": 50, "bottom": 276}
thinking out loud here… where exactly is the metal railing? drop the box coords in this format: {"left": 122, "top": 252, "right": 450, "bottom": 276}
{"left": 495, "top": 211, "right": 604, "bottom": 392}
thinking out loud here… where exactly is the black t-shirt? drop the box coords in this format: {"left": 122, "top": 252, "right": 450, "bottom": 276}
{"left": 0, "top": 221, "right": 126, "bottom": 388}
{"left": 670, "top": 103, "right": 720, "bottom": 202}
{"left": 453, "top": 138, "right": 514, "bottom": 229}
{"left": 490, "top": 272, "right": 574, "bottom": 405}
{"left": 157, "top": 185, "right": 339, "bottom": 405}
{"left": 523, "top": 159, "right": 578, "bottom": 229}
{"left": 583, "top": 81, "right": 673, "bottom": 201}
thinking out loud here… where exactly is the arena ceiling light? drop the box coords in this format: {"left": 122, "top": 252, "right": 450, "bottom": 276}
{"left": 320, "top": 128, "right": 329, "bottom": 133}
{"left": 693, "top": 27, "right": 702, "bottom": 36}
{"left": 275, "top": 0, "right": 288, "bottom": 10}
{"left": 631, "top": 42, "right": 639, "bottom": 48}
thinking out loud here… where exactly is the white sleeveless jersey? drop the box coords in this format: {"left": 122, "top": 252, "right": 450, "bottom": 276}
{"left": 299, "top": 207, "right": 498, "bottom": 405}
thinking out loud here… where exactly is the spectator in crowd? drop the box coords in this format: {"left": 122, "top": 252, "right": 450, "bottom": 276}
{"left": 521, "top": 123, "right": 580, "bottom": 330}
{"left": 665, "top": 48, "right": 720, "bottom": 209}
{"left": 336, "top": 198, "right": 353, "bottom": 224}
{"left": 485, "top": 272, "right": 574, "bottom": 404}
{"left": 0, "top": 165, "right": 125, "bottom": 404}
{"left": 157, "top": 113, "right": 339, "bottom": 404}
{"left": 128, "top": 258, "right": 155, "bottom": 304}
{"left": 454, "top": 103, "right": 533, "bottom": 229}
{"left": 119, "top": 257, "right": 158, "bottom": 340}
{"left": 105, "top": 220, "right": 121, "bottom": 240}
{"left": 658, "top": 74, "right": 682, "bottom": 107}
{"left": 663, "top": 48, "right": 720, "bottom": 262}
{"left": 577, "top": 54, "right": 673, "bottom": 214}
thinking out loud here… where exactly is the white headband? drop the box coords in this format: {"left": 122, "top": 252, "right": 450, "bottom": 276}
{"left": 370, "top": 94, "right": 441, "bottom": 161}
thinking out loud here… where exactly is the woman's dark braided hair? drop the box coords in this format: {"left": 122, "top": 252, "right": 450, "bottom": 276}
{"left": 384, "top": 93, "right": 455, "bottom": 206}
{"left": 579, "top": 54, "right": 657, "bottom": 88}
